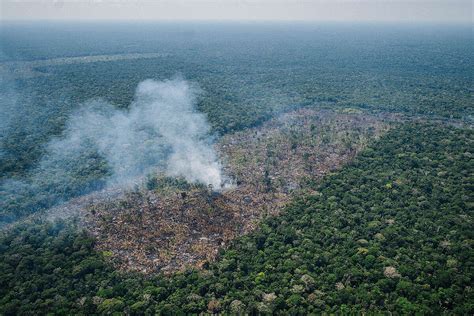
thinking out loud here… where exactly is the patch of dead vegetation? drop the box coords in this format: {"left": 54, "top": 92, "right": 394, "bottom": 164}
{"left": 82, "top": 108, "right": 391, "bottom": 273}
{"left": 220, "top": 108, "right": 390, "bottom": 193}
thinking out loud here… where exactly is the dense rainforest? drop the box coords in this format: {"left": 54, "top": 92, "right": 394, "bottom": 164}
{"left": 1, "top": 123, "right": 472, "bottom": 314}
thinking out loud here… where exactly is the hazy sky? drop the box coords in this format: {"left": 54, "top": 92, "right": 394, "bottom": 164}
{"left": 1, "top": 0, "right": 472, "bottom": 23}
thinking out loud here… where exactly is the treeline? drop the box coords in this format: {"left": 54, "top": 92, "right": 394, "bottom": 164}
{"left": 1, "top": 123, "right": 472, "bottom": 314}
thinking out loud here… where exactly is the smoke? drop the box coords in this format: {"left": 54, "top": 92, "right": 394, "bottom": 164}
{"left": 0, "top": 78, "right": 227, "bottom": 223}
{"left": 54, "top": 77, "right": 224, "bottom": 188}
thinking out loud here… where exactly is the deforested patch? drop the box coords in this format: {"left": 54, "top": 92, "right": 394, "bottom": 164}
{"left": 79, "top": 108, "right": 391, "bottom": 273}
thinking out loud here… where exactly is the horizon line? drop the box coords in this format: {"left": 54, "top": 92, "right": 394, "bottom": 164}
{"left": 1, "top": 18, "right": 472, "bottom": 25}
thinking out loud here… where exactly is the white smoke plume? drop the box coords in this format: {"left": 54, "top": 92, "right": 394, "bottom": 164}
{"left": 0, "top": 77, "right": 228, "bottom": 223}
{"left": 55, "top": 77, "right": 224, "bottom": 188}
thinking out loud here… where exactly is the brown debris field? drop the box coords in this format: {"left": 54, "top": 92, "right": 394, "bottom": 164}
{"left": 81, "top": 108, "right": 391, "bottom": 273}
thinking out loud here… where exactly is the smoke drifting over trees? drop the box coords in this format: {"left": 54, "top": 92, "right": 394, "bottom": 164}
{"left": 1, "top": 78, "right": 226, "bottom": 222}
{"left": 62, "top": 78, "right": 224, "bottom": 187}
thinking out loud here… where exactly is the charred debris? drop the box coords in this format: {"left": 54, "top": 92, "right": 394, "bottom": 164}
{"left": 81, "top": 108, "right": 392, "bottom": 274}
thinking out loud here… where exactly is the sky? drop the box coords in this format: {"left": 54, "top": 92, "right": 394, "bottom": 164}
{"left": 1, "top": 0, "right": 472, "bottom": 23}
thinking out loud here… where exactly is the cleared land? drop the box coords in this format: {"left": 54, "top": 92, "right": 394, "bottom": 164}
{"left": 79, "top": 109, "right": 391, "bottom": 273}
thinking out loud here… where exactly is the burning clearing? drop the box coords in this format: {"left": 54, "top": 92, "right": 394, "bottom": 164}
{"left": 82, "top": 108, "right": 391, "bottom": 273}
